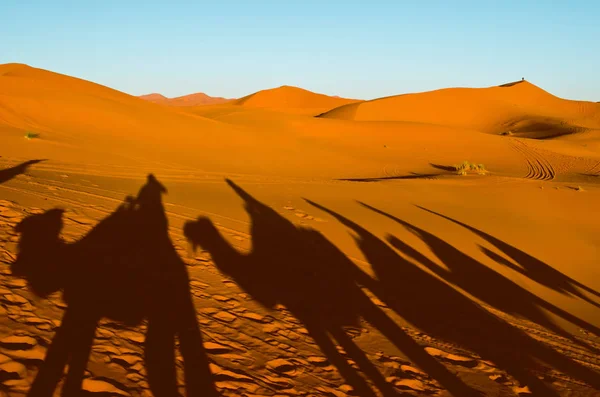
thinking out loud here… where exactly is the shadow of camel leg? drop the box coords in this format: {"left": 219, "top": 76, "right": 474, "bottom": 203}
{"left": 145, "top": 313, "right": 178, "bottom": 397}
{"left": 360, "top": 301, "right": 482, "bottom": 397}
{"left": 60, "top": 313, "right": 98, "bottom": 397}
{"left": 28, "top": 310, "right": 77, "bottom": 397}
{"left": 306, "top": 324, "right": 378, "bottom": 397}
{"left": 329, "top": 327, "right": 399, "bottom": 396}
{"left": 177, "top": 295, "right": 219, "bottom": 396}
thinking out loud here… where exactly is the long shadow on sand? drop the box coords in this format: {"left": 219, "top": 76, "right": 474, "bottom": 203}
{"left": 184, "top": 179, "right": 481, "bottom": 397}
{"left": 359, "top": 203, "right": 600, "bottom": 348}
{"left": 307, "top": 201, "right": 599, "bottom": 396}
{"left": 337, "top": 173, "right": 441, "bottom": 182}
{"left": 415, "top": 206, "right": 600, "bottom": 308}
{"left": 0, "top": 159, "right": 46, "bottom": 185}
{"left": 11, "top": 174, "right": 217, "bottom": 397}
{"left": 429, "top": 163, "right": 457, "bottom": 172}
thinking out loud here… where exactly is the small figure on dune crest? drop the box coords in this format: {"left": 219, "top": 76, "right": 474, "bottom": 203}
{"left": 11, "top": 174, "right": 216, "bottom": 397}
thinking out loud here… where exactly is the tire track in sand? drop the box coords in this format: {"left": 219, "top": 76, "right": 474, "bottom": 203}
{"left": 509, "top": 138, "right": 556, "bottom": 181}
{"left": 586, "top": 160, "right": 600, "bottom": 175}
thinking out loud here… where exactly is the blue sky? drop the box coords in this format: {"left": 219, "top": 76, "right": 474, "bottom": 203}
{"left": 1, "top": 1, "right": 599, "bottom": 101}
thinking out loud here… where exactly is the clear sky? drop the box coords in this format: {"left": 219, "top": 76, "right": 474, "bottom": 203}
{"left": 2, "top": 1, "right": 599, "bottom": 101}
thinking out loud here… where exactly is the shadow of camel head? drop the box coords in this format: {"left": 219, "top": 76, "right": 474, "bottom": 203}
{"left": 12, "top": 208, "right": 66, "bottom": 297}
{"left": 183, "top": 216, "right": 220, "bottom": 253}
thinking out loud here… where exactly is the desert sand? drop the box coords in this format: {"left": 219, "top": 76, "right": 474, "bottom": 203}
{"left": 1, "top": 63, "right": 599, "bottom": 397}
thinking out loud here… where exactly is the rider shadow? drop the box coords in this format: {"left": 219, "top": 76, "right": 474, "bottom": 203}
{"left": 184, "top": 179, "right": 481, "bottom": 397}
{"left": 11, "top": 174, "right": 217, "bottom": 397}
{"left": 310, "top": 201, "right": 599, "bottom": 396}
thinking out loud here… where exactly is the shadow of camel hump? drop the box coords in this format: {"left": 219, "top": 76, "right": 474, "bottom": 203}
{"left": 337, "top": 201, "right": 599, "bottom": 395}
{"left": 0, "top": 159, "right": 46, "bottom": 185}
{"left": 11, "top": 173, "right": 217, "bottom": 397}
{"left": 184, "top": 179, "right": 482, "bottom": 397}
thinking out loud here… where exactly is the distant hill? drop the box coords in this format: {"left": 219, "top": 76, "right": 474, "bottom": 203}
{"left": 139, "top": 93, "right": 168, "bottom": 102}
{"left": 232, "top": 85, "right": 362, "bottom": 115}
{"left": 139, "top": 92, "right": 232, "bottom": 106}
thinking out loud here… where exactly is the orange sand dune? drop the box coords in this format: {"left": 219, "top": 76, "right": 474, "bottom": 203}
{"left": 1, "top": 64, "right": 600, "bottom": 397}
{"left": 232, "top": 85, "right": 362, "bottom": 115}
{"left": 4, "top": 64, "right": 599, "bottom": 180}
{"left": 139, "top": 92, "right": 232, "bottom": 106}
{"left": 2, "top": 64, "right": 599, "bottom": 180}
{"left": 320, "top": 80, "right": 600, "bottom": 139}
{"left": 1, "top": 63, "right": 473, "bottom": 178}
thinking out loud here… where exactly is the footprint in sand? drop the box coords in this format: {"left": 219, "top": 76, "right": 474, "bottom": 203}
{"left": 260, "top": 373, "right": 295, "bottom": 390}
{"left": 425, "top": 346, "right": 479, "bottom": 368}
{"left": 111, "top": 354, "right": 144, "bottom": 370}
{"left": 4, "top": 279, "right": 26, "bottom": 289}
{"left": 238, "top": 311, "right": 272, "bottom": 323}
{"left": 390, "top": 378, "right": 428, "bottom": 392}
{"left": 212, "top": 311, "right": 237, "bottom": 323}
{"left": 203, "top": 341, "right": 233, "bottom": 355}
{"left": 81, "top": 378, "right": 130, "bottom": 396}
{"left": 190, "top": 280, "right": 209, "bottom": 289}
{"left": 0, "top": 334, "right": 47, "bottom": 367}
{"left": 210, "top": 363, "right": 253, "bottom": 383}
{"left": 0, "top": 354, "right": 27, "bottom": 381}
{"left": 266, "top": 358, "right": 300, "bottom": 377}
{"left": 0, "top": 209, "right": 22, "bottom": 220}
{"left": 221, "top": 280, "right": 237, "bottom": 288}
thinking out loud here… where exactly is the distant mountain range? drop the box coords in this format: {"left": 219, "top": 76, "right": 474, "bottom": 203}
{"left": 139, "top": 92, "right": 232, "bottom": 106}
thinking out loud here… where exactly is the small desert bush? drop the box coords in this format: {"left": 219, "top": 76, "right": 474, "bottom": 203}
{"left": 454, "top": 161, "right": 486, "bottom": 175}
{"left": 24, "top": 131, "right": 40, "bottom": 140}
{"left": 500, "top": 130, "right": 513, "bottom": 136}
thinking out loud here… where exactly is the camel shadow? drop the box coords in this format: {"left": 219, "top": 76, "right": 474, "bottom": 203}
{"left": 312, "top": 201, "right": 599, "bottom": 395}
{"left": 415, "top": 205, "right": 600, "bottom": 308}
{"left": 11, "top": 174, "right": 217, "bottom": 397}
{"left": 0, "top": 159, "right": 46, "bottom": 185}
{"left": 184, "top": 179, "right": 482, "bottom": 397}
{"left": 359, "top": 203, "right": 600, "bottom": 347}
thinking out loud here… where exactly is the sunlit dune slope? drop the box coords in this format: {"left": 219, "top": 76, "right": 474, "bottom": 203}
{"left": 0, "top": 63, "right": 220, "bottom": 137}
{"left": 3, "top": 63, "right": 515, "bottom": 178}
{"left": 2, "top": 64, "right": 597, "bottom": 181}
{"left": 232, "top": 85, "right": 362, "bottom": 115}
{"left": 139, "top": 92, "right": 232, "bottom": 106}
{"left": 320, "top": 81, "right": 600, "bottom": 139}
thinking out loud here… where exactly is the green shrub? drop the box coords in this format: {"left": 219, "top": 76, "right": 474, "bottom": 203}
{"left": 24, "top": 131, "right": 40, "bottom": 140}
{"left": 455, "top": 161, "right": 486, "bottom": 175}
